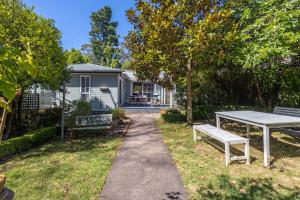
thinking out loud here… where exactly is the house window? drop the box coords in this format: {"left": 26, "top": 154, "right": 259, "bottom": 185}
{"left": 80, "top": 75, "right": 91, "bottom": 101}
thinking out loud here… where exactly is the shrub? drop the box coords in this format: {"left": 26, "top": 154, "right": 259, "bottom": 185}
{"left": 42, "top": 107, "right": 62, "bottom": 126}
{"left": 161, "top": 109, "right": 186, "bottom": 123}
{"left": 73, "top": 100, "right": 92, "bottom": 116}
{"left": 66, "top": 100, "right": 92, "bottom": 128}
{"left": 0, "top": 127, "right": 56, "bottom": 158}
{"left": 112, "top": 108, "right": 125, "bottom": 120}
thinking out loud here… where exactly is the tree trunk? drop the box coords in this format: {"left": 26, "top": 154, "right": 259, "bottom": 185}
{"left": 3, "top": 97, "right": 18, "bottom": 140}
{"left": 256, "top": 81, "right": 266, "bottom": 107}
{"left": 0, "top": 108, "right": 8, "bottom": 142}
{"left": 186, "top": 58, "right": 193, "bottom": 125}
{"left": 17, "top": 94, "right": 23, "bottom": 124}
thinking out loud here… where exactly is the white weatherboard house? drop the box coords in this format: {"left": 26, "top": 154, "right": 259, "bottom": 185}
{"left": 65, "top": 64, "right": 175, "bottom": 112}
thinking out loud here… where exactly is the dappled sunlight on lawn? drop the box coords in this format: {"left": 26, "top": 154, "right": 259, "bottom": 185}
{"left": 0, "top": 135, "right": 122, "bottom": 200}
{"left": 157, "top": 120, "right": 300, "bottom": 200}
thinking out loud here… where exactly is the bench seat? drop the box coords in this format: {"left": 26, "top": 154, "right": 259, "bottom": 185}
{"left": 272, "top": 107, "right": 300, "bottom": 139}
{"left": 193, "top": 124, "right": 250, "bottom": 166}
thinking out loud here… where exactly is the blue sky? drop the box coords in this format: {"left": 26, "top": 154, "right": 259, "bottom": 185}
{"left": 23, "top": 0, "right": 135, "bottom": 50}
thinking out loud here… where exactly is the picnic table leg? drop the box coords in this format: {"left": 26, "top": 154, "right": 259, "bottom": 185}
{"left": 225, "top": 142, "right": 230, "bottom": 166}
{"left": 246, "top": 124, "right": 250, "bottom": 137}
{"left": 263, "top": 126, "right": 270, "bottom": 167}
{"left": 245, "top": 140, "right": 250, "bottom": 164}
{"left": 216, "top": 115, "right": 221, "bottom": 129}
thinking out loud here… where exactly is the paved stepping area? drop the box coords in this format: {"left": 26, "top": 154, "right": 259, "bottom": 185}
{"left": 100, "top": 113, "right": 187, "bottom": 200}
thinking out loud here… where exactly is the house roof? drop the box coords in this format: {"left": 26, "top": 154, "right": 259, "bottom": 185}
{"left": 123, "top": 70, "right": 138, "bottom": 81}
{"left": 123, "top": 70, "right": 165, "bottom": 82}
{"left": 68, "top": 63, "right": 123, "bottom": 73}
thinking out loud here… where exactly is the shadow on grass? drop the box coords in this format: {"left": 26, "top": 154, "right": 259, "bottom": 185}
{"left": 12, "top": 133, "right": 121, "bottom": 161}
{"left": 219, "top": 122, "right": 300, "bottom": 165}
{"left": 197, "top": 175, "right": 300, "bottom": 200}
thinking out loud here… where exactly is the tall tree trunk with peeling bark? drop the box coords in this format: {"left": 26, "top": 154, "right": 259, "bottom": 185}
{"left": 186, "top": 58, "right": 193, "bottom": 125}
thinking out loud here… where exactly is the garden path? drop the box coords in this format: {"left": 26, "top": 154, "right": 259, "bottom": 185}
{"left": 100, "top": 113, "right": 187, "bottom": 200}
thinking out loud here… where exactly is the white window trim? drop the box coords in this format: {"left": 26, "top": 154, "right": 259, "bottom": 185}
{"left": 80, "top": 75, "right": 91, "bottom": 100}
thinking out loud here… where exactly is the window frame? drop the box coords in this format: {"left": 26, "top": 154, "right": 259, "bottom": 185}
{"left": 80, "top": 75, "right": 91, "bottom": 101}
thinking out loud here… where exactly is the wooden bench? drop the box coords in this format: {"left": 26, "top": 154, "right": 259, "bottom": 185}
{"left": 68, "top": 114, "right": 112, "bottom": 135}
{"left": 272, "top": 106, "right": 300, "bottom": 139}
{"left": 193, "top": 124, "right": 250, "bottom": 166}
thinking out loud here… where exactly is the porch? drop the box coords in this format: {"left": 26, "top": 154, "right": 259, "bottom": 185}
{"left": 122, "top": 104, "right": 169, "bottom": 113}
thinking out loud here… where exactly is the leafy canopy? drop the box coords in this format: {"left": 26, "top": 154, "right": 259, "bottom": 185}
{"left": 64, "top": 48, "right": 90, "bottom": 65}
{"left": 0, "top": 0, "right": 66, "bottom": 93}
{"left": 0, "top": 0, "right": 66, "bottom": 109}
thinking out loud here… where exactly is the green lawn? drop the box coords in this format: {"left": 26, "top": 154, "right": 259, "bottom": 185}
{"left": 157, "top": 120, "right": 300, "bottom": 200}
{"left": 0, "top": 135, "right": 122, "bottom": 200}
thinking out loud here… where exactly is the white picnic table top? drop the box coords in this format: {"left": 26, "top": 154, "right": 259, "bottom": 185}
{"left": 215, "top": 111, "right": 300, "bottom": 127}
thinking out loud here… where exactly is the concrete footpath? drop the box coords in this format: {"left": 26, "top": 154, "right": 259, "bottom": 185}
{"left": 100, "top": 113, "right": 188, "bottom": 200}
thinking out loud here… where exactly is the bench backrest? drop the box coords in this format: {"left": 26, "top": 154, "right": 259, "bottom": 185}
{"left": 273, "top": 107, "right": 300, "bottom": 118}
{"left": 75, "top": 114, "right": 112, "bottom": 127}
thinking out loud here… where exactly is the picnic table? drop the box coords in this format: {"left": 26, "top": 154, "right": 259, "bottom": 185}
{"left": 215, "top": 110, "right": 300, "bottom": 167}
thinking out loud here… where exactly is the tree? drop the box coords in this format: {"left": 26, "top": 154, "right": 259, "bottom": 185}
{"left": 81, "top": 43, "right": 96, "bottom": 63}
{"left": 65, "top": 48, "right": 90, "bottom": 64}
{"left": 0, "top": 0, "right": 66, "bottom": 137}
{"left": 89, "top": 6, "right": 120, "bottom": 67}
{"left": 0, "top": 44, "right": 36, "bottom": 141}
{"left": 0, "top": 0, "right": 66, "bottom": 90}
{"left": 232, "top": 0, "right": 300, "bottom": 107}
{"left": 125, "top": 0, "right": 235, "bottom": 124}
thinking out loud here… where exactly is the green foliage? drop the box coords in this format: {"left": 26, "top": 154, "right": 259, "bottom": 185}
{"left": 161, "top": 109, "right": 186, "bottom": 123}
{"left": 66, "top": 100, "right": 92, "bottom": 128}
{"left": 0, "top": 127, "right": 56, "bottom": 158}
{"left": 126, "top": 0, "right": 237, "bottom": 124}
{"left": 0, "top": 45, "right": 36, "bottom": 105}
{"left": 64, "top": 48, "right": 90, "bottom": 65}
{"left": 112, "top": 108, "right": 125, "bottom": 120}
{"left": 89, "top": 6, "right": 120, "bottom": 67}
{"left": 73, "top": 100, "right": 91, "bottom": 116}
{"left": 232, "top": 0, "right": 300, "bottom": 107}
{"left": 127, "top": 0, "right": 300, "bottom": 109}
{"left": 0, "top": 0, "right": 66, "bottom": 95}
{"left": 41, "top": 107, "right": 62, "bottom": 127}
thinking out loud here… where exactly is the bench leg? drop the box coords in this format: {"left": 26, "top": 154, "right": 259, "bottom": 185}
{"left": 245, "top": 140, "right": 250, "bottom": 164}
{"left": 225, "top": 142, "right": 230, "bottom": 166}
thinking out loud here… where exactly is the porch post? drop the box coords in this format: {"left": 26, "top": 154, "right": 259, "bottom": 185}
{"left": 170, "top": 90, "right": 173, "bottom": 108}
{"left": 173, "top": 83, "right": 177, "bottom": 108}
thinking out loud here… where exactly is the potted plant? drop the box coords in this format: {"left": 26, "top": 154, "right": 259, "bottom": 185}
{"left": 112, "top": 108, "right": 125, "bottom": 127}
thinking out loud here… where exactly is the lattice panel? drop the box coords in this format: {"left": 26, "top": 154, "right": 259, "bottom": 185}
{"left": 22, "top": 93, "right": 39, "bottom": 110}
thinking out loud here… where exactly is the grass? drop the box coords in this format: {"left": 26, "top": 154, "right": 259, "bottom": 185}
{"left": 0, "top": 134, "right": 122, "bottom": 200}
{"left": 157, "top": 119, "right": 300, "bottom": 200}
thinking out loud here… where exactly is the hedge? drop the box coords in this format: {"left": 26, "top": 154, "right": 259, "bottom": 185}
{"left": 0, "top": 127, "right": 56, "bottom": 158}
{"left": 161, "top": 109, "right": 186, "bottom": 123}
